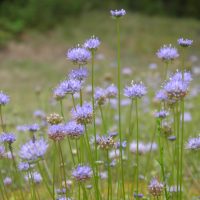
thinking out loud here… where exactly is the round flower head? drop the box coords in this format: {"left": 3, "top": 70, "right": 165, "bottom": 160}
{"left": 110, "top": 9, "right": 126, "bottom": 18}
{"left": 18, "top": 162, "right": 31, "bottom": 171}
{"left": 124, "top": 81, "right": 147, "bottom": 99}
{"left": 47, "top": 124, "right": 66, "bottom": 141}
{"left": 4, "top": 177, "right": 12, "bottom": 186}
{"left": 96, "top": 135, "right": 115, "bottom": 150}
{"left": 115, "top": 140, "right": 127, "bottom": 149}
{"left": 105, "top": 84, "right": 118, "bottom": 98}
{"left": 178, "top": 38, "right": 193, "bottom": 47}
{"left": 72, "top": 165, "right": 92, "bottom": 182}
{"left": 154, "top": 110, "right": 169, "bottom": 119}
{"left": 53, "top": 86, "right": 66, "bottom": 100}
{"left": 156, "top": 44, "right": 179, "bottom": 61}
{"left": 94, "top": 87, "right": 107, "bottom": 106}
{"left": 68, "top": 67, "right": 88, "bottom": 81}
{"left": 148, "top": 178, "right": 164, "bottom": 197}
{"left": 46, "top": 113, "right": 63, "bottom": 125}
{"left": 185, "top": 135, "right": 200, "bottom": 150}
{"left": 171, "top": 71, "right": 192, "bottom": 84}
{"left": 25, "top": 172, "right": 42, "bottom": 184}
{"left": 67, "top": 45, "right": 91, "bottom": 65}
{"left": 83, "top": 36, "right": 101, "bottom": 50}
{"left": 163, "top": 78, "right": 189, "bottom": 102}
{"left": 64, "top": 121, "right": 84, "bottom": 139}
{"left": 19, "top": 138, "right": 48, "bottom": 161}
{"left": 28, "top": 124, "right": 40, "bottom": 132}
{"left": 57, "top": 197, "right": 72, "bottom": 200}
{"left": 0, "top": 91, "right": 10, "bottom": 105}
{"left": 33, "top": 110, "right": 46, "bottom": 120}
{"left": 0, "top": 133, "right": 16, "bottom": 144}
{"left": 155, "top": 89, "right": 168, "bottom": 102}
{"left": 71, "top": 102, "right": 93, "bottom": 124}
{"left": 59, "top": 79, "right": 82, "bottom": 94}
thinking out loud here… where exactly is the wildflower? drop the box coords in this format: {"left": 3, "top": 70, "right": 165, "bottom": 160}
{"left": 25, "top": 172, "right": 42, "bottom": 184}
{"left": 59, "top": 79, "right": 82, "bottom": 94}
{"left": 155, "top": 90, "right": 168, "bottom": 102}
{"left": 110, "top": 9, "right": 126, "bottom": 18}
{"left": 0, "top": 91, "right": 10, "bottom": 105}
{"left": 28, "top": 124, "right": 40, "bottom": 132}
{"left": 64, "top": 121, "right": 84, "bottom": 139}
{"left": 72, "top": 165, "right": 92, "bottom": 182}
{"left": 19, "top": 138, "right": 48, "bottom": 161}
{"left": 53, "top": 86, "right": 66, "bottom": 100}
{"left": 148, "top": 178, "right": 164, "bottom": 197}
{"left": 71, "top": 102, "right": 93, "bottom": 124}
{"left": 156, "top": 44, "right": 179, "bottom": 61}
{"left": 18, "top": 162, "right": 31, "bottom": 171}
{"left": 0, "top": 145, "right": 5, "bottom": 158}
{"left": 0, "top": 133, "right": 16, "bottom": 144}
{"left": 67, "top": 46, "right": 91, "bottom": 65}
{"left": 154, "top": 110, "right": 169, "bottom": 119}
{"left": 177, "top": 38, "right": 193, "bottom": 47}
{"left": 94, "top": 87, "right": 107, "bottom": 106}
{"left": 133, "top": 193, "right": 144, "bottom": 198}
{"left": 68, "top": 67, "right": 88, "bottom": 81}
{"left": 161, "top": 123, "right": 172, "bottom": 136}
{"left": 46, "top": 113, "right": 63, "bottom": 125}
{"left": 115, "top": 140, "right": 127, "bottom": 149}
{"left": 33, "top": 110, "right": 46, "bottom": 119}
{"left": 56, "top": 197, "right": 72, "bottom": 200}
{"left": 130, "top": 141, "right": 157, "bottom": 154}
{"left": 47, "top": 124, "right": 66, "bottom": 141}
{"left": 96, "top": 135, "right": 115, "bottom": 150}
{"left": 3, "top": 177, "right": 12, "bottom": 186}
{"left": 83, "top": 36, "right": 101, "bottom": 50}
{"left": 105, "top": 84, "right": 118, "bottom": 98}
{"left": 168, "top": 135, "right": 176, "bottom": 141}
{"left": 124, "top": 81, "right": 147, "bottom": 99}
{"left": 16, "top": 125, "right": 29, "bottom": 132}
{"left": 171, "top": 71, "right": 192, "bottom": 84}
{"left": 185, "top": 135, "right": 200, "bottom": 150}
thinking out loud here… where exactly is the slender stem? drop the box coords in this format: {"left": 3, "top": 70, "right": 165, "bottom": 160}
{"left": 58, "top": 141, "right": 68, "bottom": 199}
{"left": 80, "top": 89, "right": 83, "bottom": 106}
{"left": 0, "top": 170, "right": 9, "bottom": 200}
{"left": 60, "top": 100, "right": 64, "bottom": 119}
{"left": 116, "top": 18, "right": 125, "bottom": 200}
{"left": 164, "top": 62, "right": 169, "bottom": 80}
{"left": 135, "top": 98, "right": 139, "bottom": 199}
{"left": 107, "top": 150, "right": 112, "bottom": 200}
{"left": 52, "top": 142, "right": 56, "bottom": 200}
{"left": 0, "top": 106, "right": 5, "bottom": 132}
{"left": 29, "top": 166, "right": 37, "bottom": 200}
{"left": 99, "top": 105, "right": 106, "bottom": 134}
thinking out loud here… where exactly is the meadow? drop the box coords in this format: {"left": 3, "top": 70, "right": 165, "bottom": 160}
{"left": 0, "top": 10, "right": 200, "bottom": 200}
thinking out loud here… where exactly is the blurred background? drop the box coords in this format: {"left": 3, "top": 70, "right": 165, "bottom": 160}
{"left": 0, "top": 0, "right": 200, "bottom": 121}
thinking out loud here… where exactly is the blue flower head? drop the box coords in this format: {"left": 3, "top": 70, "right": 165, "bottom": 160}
{"left": 105, "top": 84, "right": 118, "bottom": 98}
{"left": 156, "top": 44, "right": 179, "bottom": 61}
{"left": 47, "top": 124, "right": 66, "bottom": 141}
{"left": 124, "top": 81, "right": 147, "bottom": 99}
{"left": 67, "top": 45, "right": 91, "bottom": 65}
{"left": 72, "top": 165, "right": 92, "bottom": 182}
{"left": 68, "top": 67, "right": 88, "bottom": 81}
{"left": 94, "top": 87, "right": 107, "bottom": 105}
{"left": 0, "top": 133, "right": 16, "bottom": 144}
{"left": 0, "top": 92, "right": 10, "bottom": 105}
{"left": 64, "top": 121, "right": 84, "bottom": 139}
{"left": 177, "top": 38, "right": 193, "bottom": 47}
{"left": 110, "top": 9, "right": 126, "bottom": 18}
{"left": 83, "top": 36, "right": 101, "bottom": 50}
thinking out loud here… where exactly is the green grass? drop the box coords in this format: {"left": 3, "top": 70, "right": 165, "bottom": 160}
{"left": 0, "top": 11, "right": 200, "bottom": 199}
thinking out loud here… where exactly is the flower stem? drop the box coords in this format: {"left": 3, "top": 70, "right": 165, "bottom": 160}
{"left": 0, "top": 105, "right": 5, "bottom": 132}
{"left": 99, "top": 105, "right": 106, "bottom": 134}
{"left": 116, "top": 18, "right": 125, "bottom": 200}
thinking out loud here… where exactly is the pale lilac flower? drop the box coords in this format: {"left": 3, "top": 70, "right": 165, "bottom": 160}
{"left": 18, "top": 162, "right": 31, "bottom": 171}
{"left": 154, "top": 110, "right": 169, "bottom": 119}
{"left": 105, "top": 84, "right": 118, "bottom": 98}
{"left": 96, "top": 135, "right": 115, "bottom": 150}
{"left": 71, "top": 102, "right": 93, "bottom": 124}
{"left": 68, "top": 67, "right": 88, "bottom": 81}
{"left": 178, "top": 38, "right": 193, "bottom": 47}
{"left": 3, "top": 177, "right": 12, "bottom": 186}
{"left": 47, "top": 124, "right": 66, "bottom": 141}
{"left": 28, "top": 124, "right": 40, "bottom": 132}
{"left": 0, "top": 91, "right": 10, "bottom": 105}
{"left": 94, "top": 87, "right": 107, "bottom": 106}
{"left": 25, "top": 172, "right": 42, "bottom": 184}
{"left": 156, "top": 44, "right": 179, "bottom": 61}
{"left": 186, "top": 136, "right": 200, "bottom": 150}
{"left": 130, "top": 141, "right": 157, "bottom": 154}
{"left": 19, "top": 138, "right": 48, "bottom": 161}
{"left": 0, "top": 133, "right": 16, "bottom": 144}
{"left": 110, "top": 9, "right": 126, "bottom": 18}
{"left": 0, "top": 145, "right": 5, "bottom": 157}
{"left": 148, "top": 178, "right": 164, "bottom": 197}
{"left": 124, "top": 81, "right": 147, "bottom": 99}
{"left": 155, "top": 90, "right": 168, "bottom": 102}
{"left": 64, "top": 121, "right": 84, "bottom": 139}
{"left": 83, "top": 36, "right": 101, "bottom": 50}
{"left": 72, "top": 165, "right": 92, "bottom": 182}
{"left": 67, "top": 46, "right": 91, "bottom": 65}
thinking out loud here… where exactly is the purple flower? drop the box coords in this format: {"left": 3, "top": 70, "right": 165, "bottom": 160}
{"left": 68, "top": 67, "right": 88, "bottom": 81}
{"left": 94, "top": 87, "right": 107, "bottom": 105}
{"left": 156, "top": 44, "right": 179, "bottom": 61}
{"left": 130, "top": 141, "right": 157, "bottom": 154}
{"left": 105, "top": 84, "right": 118, "bottom": 98}
{"left": 67, "top": 46, "right": 91, "bottom": 65}
{"left": 28, "top": 124, "right": 40, "bottom": 132}
{"left": 19, "top": 138, "right": 48, "bottom": 161}
{"left": 72, "top": 165, "right": 92, "bottom": 182}
{"left": 47, "top": 124, "right": 66, "bottom": 141}
{"left": 33, "top": 110, "right": 46, "bottom": 119}
{"left": 71, "top": 102, "right": 93, "bottom": 124}
{"left": 18, "top": 162, "right": 30, "bottom": 171}
{"left": 16, "top": 125, "right": 29, "bottom": 132}
{"left": 25, "top": 172, "right": 42, "bottom": 184}
{"left": 170, "top": 71, "right": 192, "bottom": 84}
{"left": 148, "top": 178, "right": 164, "bottom": 197}
{"left": 185, "top": 135, "right": 200, "bottom": 150}
{"left": 96, "top": 135, "right": 115, "bottom": 150}
{"left": 155, "top": 90, "right": 168, "bottom": 102}
{"left": 115, "top": 140, "right": 127, "bottom": 149}
{"left": 124, "top": 81, "right": 147, "bottom": 99}
{"left": 0, "top": 133, "right": 16, "bottom": 144}
{"left": 154, "top": 110, "right": 169, "bottom": 119}
{"left": 53, "top": 86, "right": 66, "bottom": 100}
{"left": 178, "top": 38, "right": 193, "bottom": 47}
{"left": 3, "top": 177, "right": 12, "bottom": 186}
{"left": 0, "top": 145, "right": 5, "bottom": 157}
{"left": 83, "top": 36, "right": 101, "bottom": 50}
{"left": 0, "top": 91, "right": 10, "bottom": 105}
{"left": 59, "top": 79, "right": 82, "bottom": 94}
{"left": 110, "top": 9, "right": 126, "bottom": 18}
{"left": 64, "top": 121, "right": 84, "bottom": 139}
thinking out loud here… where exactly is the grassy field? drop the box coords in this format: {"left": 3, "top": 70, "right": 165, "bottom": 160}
{"left": 0, "top": 11, "right": 200, "bottom": 199}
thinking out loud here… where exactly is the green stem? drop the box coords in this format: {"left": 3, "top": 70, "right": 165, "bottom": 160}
{"left": 52, "top": 142, "right": 56, "bottom": 200}
{"left": 0, "top": 105, "right": 5, "bottom": 132}
{"left": 116, "top": 18, "right": 125, "bottom": 200}
{"left": 60, "top": 100, "right": 64, "bottom": 119}
{"left": 99, "top": 105, "right": 107, "bottom": 134}
{"left": 0, "top": 171, "right": 9, "bottom": 200}
{"left": 107, "top": 150, "right": 112, "bottom": 200}
{"left": 164, "top": 62, "right": 169, "bottom": 80}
